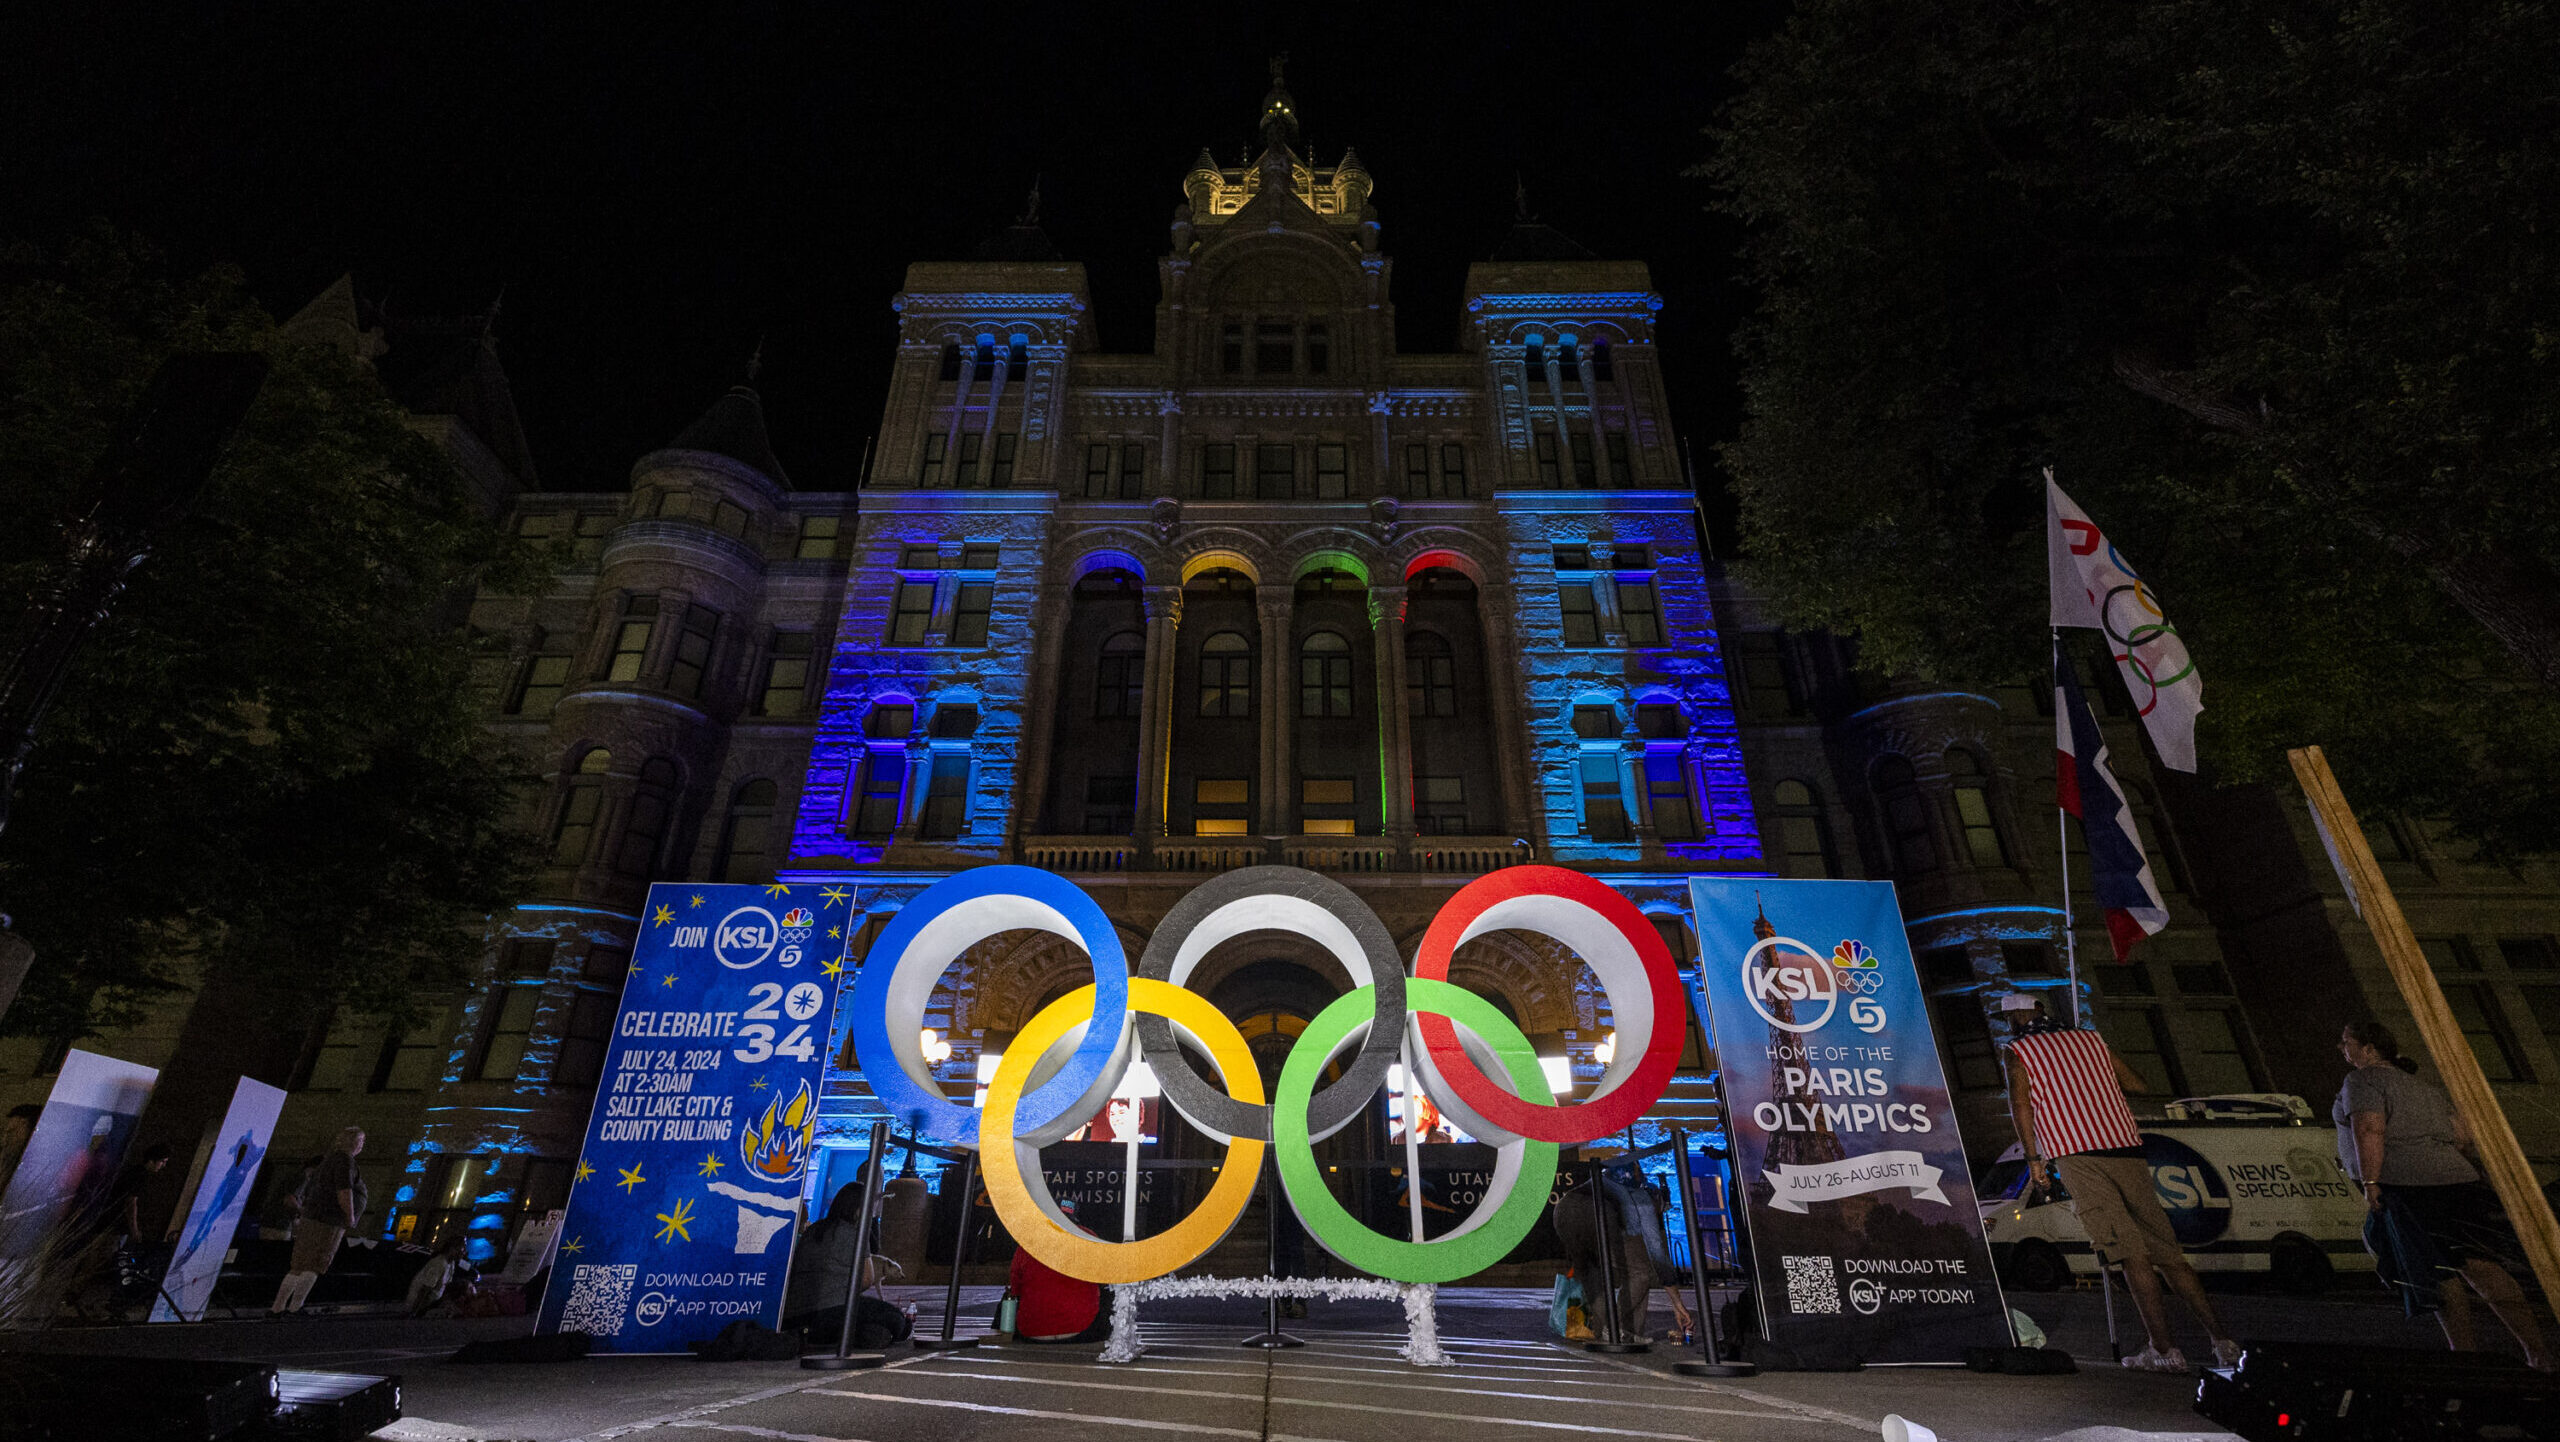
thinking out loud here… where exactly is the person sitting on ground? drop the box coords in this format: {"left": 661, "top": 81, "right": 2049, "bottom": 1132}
{"left": 782, "top": 1170, "right": 908, "bottom": 1349}
{"left": 2338, "top": 1019, "right": 2549, "bottom": 1368}
{"left": 406, "top": 1234, "right": 475, "bottom": 1317}
{"left": 2001, "top": 992, "right": 2238, "bottom": 1374}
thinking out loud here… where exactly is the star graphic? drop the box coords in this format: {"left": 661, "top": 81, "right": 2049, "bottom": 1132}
{"left": 574, "top": 1159, "right": 595, "bottom": 1184}
{"left": 655, "top": 1197, "right": 696, "bottom": 1243}
{"left": 762, "top": 881, "right": 792, "bottom": 898}
{"left": 662, "top": 973, "right": 677, "bottom": 988}
{"left": 560, "top": 1236, "right": 584, "bottom": 1256}
{"left": 651, "top": 904, "right": 675, "bottom": 926}
{"left": 617, "top": 1163, "right": 646, "bottom": 1192}
{"left": 629, "top": 960, "right": 642, "bottom": 976}
{"left": 697, "top": 1152, "right": 724, "bottom": 1178}
{"left": 826, "top": 924, "right": 842, "bottom": 939}
{"left": 821, "top": 956, "right": 845, "bottom": 980}
{"left": 750, "top": 1075, "right": 769, "bottom": 1091}
{"left": 820, "top": 885, "right": 851, "bottom": 906}
{"left": 689, "top": 894, "right": 705, "bottom": 908}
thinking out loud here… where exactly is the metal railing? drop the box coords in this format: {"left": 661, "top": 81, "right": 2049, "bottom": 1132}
{"left": 1014, "top": 834, "right": 1536, "bottom": 876}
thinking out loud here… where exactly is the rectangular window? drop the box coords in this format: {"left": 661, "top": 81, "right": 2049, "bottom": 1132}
{"left": 1778, "top": 815, "right": 1831, "bottom": 877}
{"left": 375, "top": 1015, "right": 450, "bottom": 1092}
{"left": 607, "top": 598, "right": 656, "bottom": 682}
{"left": 927, "top": 704, "right": 979, "bottom": 739}
{"left": 581, "top": 945, "right": 631, "bottom": 984}
{"left": 2172, "top": 961, "right": 2230, "bottom": 994}
{"left": 850, "top": 752, "right": 905, "bottom": 837}
{"left": 1082, "top": 775, "right": 1133, "bottom": 835}
{"left": 2448, "top": 983, "right": 2526, "bottom": 1081}
{"left": 1197, "top": 818, "right": 1251, "bottom": 835}
{"left": 1084, "top": 443, "right": 1113, "bottom": 499}
{"left": 919, "top": 432, "right": 948, "bottom": 487}
{"left": 1614, "top": 545, "right": 1651, "bottom": 570}
{"left": 921, "top": 754, "right": 969, "bottom": 839}
{"left": 710, "top": 500, "right": 749, "bottom": 537}
{"left": 573, "top": 512, "right": 616, "bottom": 563}
{"left": 1195, "top": 779, "right": 1249, "bottom": 805}
{"left": 890, "top": 581, "right": 936, "bottom": 645}
{"left": 1118, "top": 444, "right": 1145, "bottom": 499}
{"left": 1304, "top": 324, "right": 1329, "bottom": 375}
{"left": 2098, "top": 1005, "right": 2178, "bottom": 1095}
{"left": 1301, "top": 779, "right": 1356, "bottom": 805}
{"left": 1256, "top": 321, "right": 1294, "bottom": 373}
{"left": 511, "top": 654, "right": 572, "bottom": 717}
{"left": 1315, "top": 444, "right": 1348, "bottom": 499}
{"left": 1932, "top": 996, "right": 2002, "bottom": 1091}
{"left": 2420, "top": 935, "right": 2483, "bottom": 973}
{"left": 1405, "top": 443, "right": 1431, "bottom": 497}
{"left": 2523, "top": 988, "right": 2560, "bottom": 1059}
{"left": 1582, "top": 751, "right": 1630, "bottom": 841}
{"left": 1571, "top": 704, "right": 1618, "bottom": 739}
{"left": 1301, "top": 818, "right": 1356, "bottom": 835}
{"left": 553, "top": 782, "right": 604, "bottom": 864}
{"left": 866, "top": 704, "right": 915, "bottom": 739}
{"left": 1559, "top": 584, "right": 1600, "bottom": 646}
{"left": 2095, "top": 962, "right": 2157, "bottom": 997}
{"left": 1954, "top": 786, "right": 2004, "bottom": 868}
{"left": 2499, "top": 936, "right": 2560, "bottom": 971}
{"left": 1438, "top": 442, "right": 1467, "bottom": 497}
{"left": 1645, "top": 752, "right": 1698, "bottom": 841}
{"left": 668, "top": 604, "right": 719, "bottom": 698}
{"left": 1221, "top": 324, "right": 1245, "bottom": 374}
{"left": 1570, "top": 432, "right": 1598, "bottom": 488}
{"left": 1920, "top": 946, "right": 1973, "bottom": 986}
{"left": 2002, "top": 942, "right": 2055, "bottom": 976}
{"left": 473, "top": 983, "right": 543, "bottom": 1082}
{"left": 554, "top": 990, "right": 617, "bottom": 1090}
{"left": 1415, "top": 776, "right": 1466, "bottom": 834}
{"left": 954, "top": 432, "right": 982, "bottom": 486}
{"left": 795, "top": 514, "right": 840, "bottom": 560}
{"left": 655, "top": 490, "right": 692, "bottom": 520}
{"left": 1552, "top": 545, "right": 1591, "bottom": 570}
{"left": 1534, "top": 429, "right": 1561, "bottom": 487}
{"left": 1202, "top": 443, "right": 1237, "bottom": 499}
{"left": 948, "top": 583, "right": 993, "bottom": 647}
{"left": 1615, "top": 580, "right": 1660, "bottom": 645}
{"left": 961, "top": 544, "right": 1000, "bottom": 570}
{"left": 1605, "top": 431, "right": 1633, "bottom": 486}
{"left": 1257, "top": 443, "right": 1295, "bottom": 500}
{"left": 988, "top": 433, "right": 1017, "bottom": 487}
{"left": 1634, "top": 703, "right": 1683, "bottom": 739}
{"left": 756, "top": 632, "right": 813, "bottom": 715}
{"left": 2186, "top": 1008, "right": 2260, "bottom": 1095}
{"left": 1735, "top": 633, "right": 1798, "bottom": 716}
{"left": 901, "top": 545, "right": 941, "bottom": 569}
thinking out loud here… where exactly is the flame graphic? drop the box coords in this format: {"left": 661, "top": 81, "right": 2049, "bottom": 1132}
{"left": 740, "top": 1077, "right": 816, "bottom": 1183}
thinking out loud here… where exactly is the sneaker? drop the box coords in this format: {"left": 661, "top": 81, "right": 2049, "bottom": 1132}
{"left": 2122, "top": 1346, "right": 2190, "bottom": 1374}
{"left": 2212, "top": 1339, "right": 2244, "bottom": 1370}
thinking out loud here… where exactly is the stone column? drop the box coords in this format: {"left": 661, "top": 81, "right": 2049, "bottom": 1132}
{"left": 1257, "top": 587, "right": 1292, "bottom": 836}
{"left": 1371, "top": 583, "right": 1415, "bottom": 839}
{"left": 1368, "top": 392, "right": 1395, "bottom": 499}
{"left": 1132, "top": 585, "right": 1184, "bottom": 847}
{"left": 1477, "top": 578, "right": 1538, "bottom": 842}
{"left": 979, "top": 350, "right": 1011, "bottom": 485}
{"left": 1010, "top": 576, "right": 1070, "bottom": 846}
{"left": 1156, "top": 396, "right": 1182, "bottom": 498}
{"left": 940, "top": 351, "right": 975, "bottom": 489}
{"left": 1575, "top": 347, "right": 1607, "bottom": 485}
{"left": 1542, "top": 350, "right": 1572, "bottom": 487}
{"left": 892, "top": 733, "right": 933, "bottom": 846}
{"left": 1624, "top": 740, "right": 1658, "bottom": 845}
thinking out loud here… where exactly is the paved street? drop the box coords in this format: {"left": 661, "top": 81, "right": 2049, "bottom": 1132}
{"left": 39, "top": 1279, "right": 2485, "bottom": 1441}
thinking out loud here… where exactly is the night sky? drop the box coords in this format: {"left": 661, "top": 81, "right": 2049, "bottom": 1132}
{"left": 5, "top": 6, "right": 1775, "bottom": 512}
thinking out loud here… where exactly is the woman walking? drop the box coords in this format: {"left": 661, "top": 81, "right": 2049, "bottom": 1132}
{"left": 2337, "top": 1021, "right": 2548, "bottom": 1367}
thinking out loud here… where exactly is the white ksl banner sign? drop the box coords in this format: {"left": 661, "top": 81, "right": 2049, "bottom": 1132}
{"left": 1764, "top": 1151, "right": 1949, "bottom": 1213}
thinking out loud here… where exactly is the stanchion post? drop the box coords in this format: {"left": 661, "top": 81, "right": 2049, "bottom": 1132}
{"left": 1240, "top": 1149, "right": 1302, "bottom": 1349}
{"left": 1584, "top": 1155, "right": 1647, "bottom": 1354}
{"left": 804, "top": 1119, "right": 892, "bottom": 1371}
{"left": 913, "top": 1147, "right": 982, "bottom": 1350}
{"left": 1667, "top": 1128, "right": 1753, "bottom": 1377}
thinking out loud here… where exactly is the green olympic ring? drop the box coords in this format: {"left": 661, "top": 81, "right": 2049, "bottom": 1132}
{"left": 1272, "top": 978, "right": 1560, "bottom": 1284}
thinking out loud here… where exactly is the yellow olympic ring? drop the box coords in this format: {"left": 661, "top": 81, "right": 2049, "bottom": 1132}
{"left": 978, "top": 978, "right": 1266, "bottom": 1284}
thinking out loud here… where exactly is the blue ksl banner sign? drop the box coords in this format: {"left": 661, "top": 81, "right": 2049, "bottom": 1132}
{"left": 1686, "top": 878, "right": 2011, "bottom": 1362}
{"left": 537, "top": 881, "right": 851, "bottom": 1353}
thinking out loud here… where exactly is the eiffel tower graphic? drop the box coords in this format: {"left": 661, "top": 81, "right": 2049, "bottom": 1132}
{"left": 1752, "top": 896, "right": 1848, "bottom": 1171}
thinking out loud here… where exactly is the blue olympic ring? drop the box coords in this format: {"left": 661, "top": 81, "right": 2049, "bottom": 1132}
{"left": 849, "top": 866, "right": 1131, "bottom": 1147}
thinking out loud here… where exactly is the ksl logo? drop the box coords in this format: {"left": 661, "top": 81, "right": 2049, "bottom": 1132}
{"left": 715, "top": 906, "right": 781, "bottom": 970}
{"left": 1741, "top": 935, "right": 1839, "bottom": 1033}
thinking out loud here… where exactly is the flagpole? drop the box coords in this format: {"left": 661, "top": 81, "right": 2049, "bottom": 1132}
{"left": 2053, "top": 628, "right": 2080, "bottom": 1023}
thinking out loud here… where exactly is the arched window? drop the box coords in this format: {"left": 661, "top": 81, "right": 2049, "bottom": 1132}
{"left": 717, "top": 779, "right": 778, "bottom": 883}
{"left": 938, "top": 342, "right": 962, "bottom": 381}
{"left": 866, "top": 697, "right": 916, "bottom": 739}
{"left": 1406, "top": 632, "right": 1455, "bottom": 717}
{"left": 1299, "top": 631, "right": 1352, "bottom": 718}
{"left": 1945, "top": 749, "right": 2007, "bottom": 868}
{"left": 615, "top": 758, "right": 679, "bottom": 878}
{"left": 552, "top": 749, "right": 611, "bottom": 865}
{"left": 1198, "top": 631, "right": 1253, "bottom": 717}
{"left": 1093, "top": 632, "right": 1145, "bottom": 718}
{"left": 1771, "top": 779, "right": 1835, "bottom": 878}
{"left": 1872, "top": 755, "right": 1937, "bottom": 873}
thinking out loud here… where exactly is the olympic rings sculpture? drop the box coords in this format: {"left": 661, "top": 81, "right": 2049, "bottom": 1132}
{"left": 852, "top": 863, "right": 1681, "bottom": 1286}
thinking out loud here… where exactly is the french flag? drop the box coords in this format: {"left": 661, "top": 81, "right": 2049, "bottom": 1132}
{"left": 2056, "top": 647, "right": 2169, "bottom": 960}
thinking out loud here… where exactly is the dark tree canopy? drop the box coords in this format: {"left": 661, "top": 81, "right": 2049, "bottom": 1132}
{"left": 0, "top": 230, "right": 544, "bottom": 1040}
{"left": 1708, "top": 1, "right": 2560, "bottom": 850}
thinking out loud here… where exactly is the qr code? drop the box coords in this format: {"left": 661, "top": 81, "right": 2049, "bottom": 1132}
{"left": 559, "top": 1263, "right": 638, "bottom": 1336}
{"left": 1783, "top": 1255, "right": 1840, "bottom": 1315}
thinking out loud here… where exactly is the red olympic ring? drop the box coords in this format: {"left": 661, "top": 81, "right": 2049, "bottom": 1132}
{"left": 1409, "top": 866, "right": 1684, "bottom": 1145}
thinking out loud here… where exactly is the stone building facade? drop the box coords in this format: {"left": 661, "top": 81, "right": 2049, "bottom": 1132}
{"left": 8, "top": 76, "right": 2560, "bottom": 1273}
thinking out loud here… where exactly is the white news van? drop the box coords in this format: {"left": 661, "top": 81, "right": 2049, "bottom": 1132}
{"left": 1977, "top": 1094, "right": 2374, "bottom": 1294}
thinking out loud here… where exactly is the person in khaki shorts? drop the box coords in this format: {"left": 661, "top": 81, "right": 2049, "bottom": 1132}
{"left": 2000, "top": 992, "right": 2237, "bottom": 1373}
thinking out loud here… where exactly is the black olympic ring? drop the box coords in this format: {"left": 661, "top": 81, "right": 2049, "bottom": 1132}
{"left": 1133, "top": 865, "right": 1407, "bottom": 1145}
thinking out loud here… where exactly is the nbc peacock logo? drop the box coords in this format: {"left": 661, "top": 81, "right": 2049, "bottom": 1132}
{"left": 739, "top": 1078, "right": 817, "bottom": 1185}
{"left": 1830, "top": 939, "right": 1885, "bottom": 995}
{"left": 1831, "top": 939, "right": 1877, "bottom": 969}
{"left": 780, "top": 907, "right": 814, "bottom": 929}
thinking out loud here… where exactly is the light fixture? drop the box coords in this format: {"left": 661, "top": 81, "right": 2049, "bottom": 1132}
{"left": 1594, "top": 1031, "right": 1617, "bottom": 1067}
{"left": 1538, "top": 1056, "right": 1574, "bottom": 1098}
{"left": 920, "top": 1028, "right": 953, "bottom": 1065}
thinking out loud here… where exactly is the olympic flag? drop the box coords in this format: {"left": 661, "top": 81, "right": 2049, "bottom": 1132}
{"left": 2047, "top": 472, "right": 2203, "bottom": 771}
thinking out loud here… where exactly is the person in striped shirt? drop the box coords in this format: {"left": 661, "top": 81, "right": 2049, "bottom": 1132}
{"left": 1999, "top": 992, "right": 2238, "bottom": 1373}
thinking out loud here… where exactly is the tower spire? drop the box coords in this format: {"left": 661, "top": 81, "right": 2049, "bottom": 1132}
{"left": 1258, "top": 52, "right": 1300, "bottom": 156}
